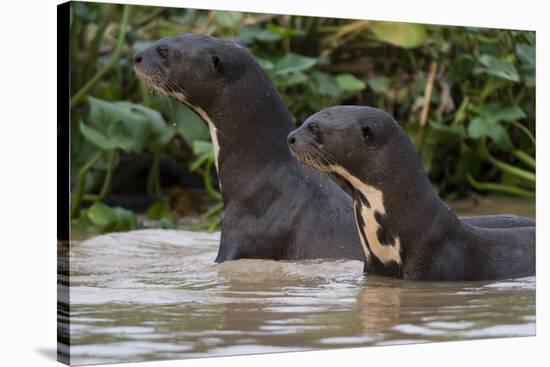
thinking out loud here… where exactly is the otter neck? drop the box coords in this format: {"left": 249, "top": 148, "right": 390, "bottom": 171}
{"left": 187, "top": 67, "right": 296, "bottom": 200}
{"left": 330, "top": 164, "right": 458, "bottom": 275}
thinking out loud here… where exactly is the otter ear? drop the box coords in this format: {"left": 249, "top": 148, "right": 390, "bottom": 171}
{"left": 361, "top": 125, "right": 372, "bottom": 143}
{"left": 211, "top": 55, "right": 224, "bottom": 75}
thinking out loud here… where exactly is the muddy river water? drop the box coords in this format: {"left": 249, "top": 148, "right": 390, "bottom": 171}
{"left": 58, "top": 197, "right": 536, "bottom": 365}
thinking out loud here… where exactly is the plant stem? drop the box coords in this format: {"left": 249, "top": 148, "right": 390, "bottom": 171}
{"left": 479, "top": 141, "right": 535, "bottom": 182}
{"left": 96, "top": 150, "right": 118, "bottom": 202}
{"left": 204, "top": 159, "right": 222, "bottom": 201}
{"left": 71, "top": 151, "right": 103, "bottom": 218}
{"left": 502, "top": 120, "right": 536, "bottom": 146}
{"left": 147, "top": 151, "right": 161, "bottom": 199}
{"left": 415, "top": 60, "right": 438, "bottom": 152}
{"left": 70, "top": 5, "right": 131, "bottom": 109}
{"left": 512, "top": 150, "right": 536, "bottom": 170}
{"left": 84, "top": 5, "right": 111, "bottom": 81}
{"left": 467, "top": 174, "right": 535, "bottom": 197}
{"left": 452, "top": 96, "right": 469, "bottom": 126}
{"left": 202, "top": 201, "right": 224, "bottom": 219}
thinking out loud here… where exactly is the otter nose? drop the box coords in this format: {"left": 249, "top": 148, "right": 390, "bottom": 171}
{"left": 133, "top": 52, "right": 143, "bottom": 65}
{"left": 287, "top": 134, "right": 296, "bottom": 145}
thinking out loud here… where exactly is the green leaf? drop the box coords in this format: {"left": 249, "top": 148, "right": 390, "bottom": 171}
{"left": 124, "top": 103, "right": 166, "bottom": 137}
{"left": 165, "top": 103, "right": 209, "bottom": 146}
{"left": 488, "top": 124, "right": 513, "bottom": 150}
{"left": 473, "top": 104, "right": 526, "bottom": 123}
{"left": 516, "top": 43, "right": 535, "bottom": 69}
{"left": 275, "top": 53, "right": 317, "bottom": 75}
{"left": 255, "top": 57, "right": 275, "bottom": 70}
{"left": 467, "top": 117, "right": 491, "bottom": 139}
{"left": 478, "top": 54, "right": 519, "bottom": 82}
{"left": 255, "top": 29, "right": 282, "bottom": 42}
{"left": 160, "top": 217, "right": 177, "bottom": 229}
{"left": 190, "top": 141, "right": 214, "bottom": 171}
{"left": 86, "top": 97, "right": 164, "bottom": 153}
{"left": 146, "top": 201, "right": 173, "bottom": 220}
{"left": 336, "top": 74, "right": 366, "bottom": 92}
{"left": 367, "top": 76, "right": 390, "bottom": 94}
{"left": 494, "top": 107, "right": 526, "bottom": 122}
{"left": 312, "top": 72, "right": 340, "bottom": 96}
{"left": 111, "top": 207, "right": 139, "bottom": 232}
{"left": 370, "top": 22, "right": 427, "bottom": 48}
{"left": 79, "top": 122, "right": 116, "bottom": 150}
{"left": 87, "top": 202, "right": 116, "bottom": 229}
{"left": 287, "top": 71, "right": 308, "bottom": 86}
{"left": 149, "top": 126, "right": 176, "bottom": 153}
{"left": 213, "top": 11, "right": 242, "bottom": 29}
{"left": 193, "top": 140, "right": 214, "bottom": 156}
{"left": 108, "top": 118, "right": 149, "bottom": 153}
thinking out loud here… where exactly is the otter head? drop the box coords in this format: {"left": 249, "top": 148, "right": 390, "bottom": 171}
{"left": 287, "top": 105, "right": 408, "bottom": 187}
{"left": 133, "top": 34, "right": 248, "bottom": 113}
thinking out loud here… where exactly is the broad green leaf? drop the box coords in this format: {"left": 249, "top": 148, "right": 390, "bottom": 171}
{"left": 275, "top": 53, "right": 317, "bottom": 75}
{"left": 478, "top": 54, "right": 519, "bottom": 82}
{"left": 370, "top": 22, "right": 427, "bottom": 48}
{"left": 488, "top": 124, "right": 513, "bottom": 150}
{"left": 112, "top": 207, "right": 139, "bottom": 232}
{"left": 516, "top": 43, "right": 535, "bottom": 69}
{"left": 146, "top": 201, "right": 173, "bottom": 220}
{"left": 164, "top": 103, "right": 209, "bottom": 146}
{"left": 124, "top": 103, "right": 166, "bottom": 137}
{"left": 79, "top": 122, "right": 116, "bottom": 150}
{"left": 467, "top": 117, "right": 490, "bottom": 139}
{"left": 192, "top": 140, "right": 215, "bottom": 156}
{"left": 255, "top": 29, "right": 282, "bottom": 42}
{"left": 336, "top": 74, "right": 366, "bottom": 92}
{"left": 149, "top": 126, "right": 176, "bottom": 153}
{"left": 494, "top": 107, "right": 526, "bottom": 122}
{"left": 473, "top": 104, "right": 526, "bottom": 123}
{"left": 312, "top": 72, "right": 340, "bottom": 96}
{"left": 87, "top": 202, "right": 116, "bottom": 229}
{"left": 239, "top": 27, "right": 281, "bottom": 44}
{"left": 255, "top": 57, "right": 275, "bottom": 70}
{"left": 190, "top": 141, "right": 214, "bottom": 171}
{"left": 287, "top": 71, "right": 308, "bottom": 86}
{"left": 88, "top": 96, "right": 136, "bottom": 132}
{"left": 86, "top": 97, "right": 165, "bottom": 153}
{"left": 213, "top": 11, "right": 242, "bottom": 29}
{"left": 367, "top": 76, "right": 390, "bottom": 94}
{"left": 108, "top": 117, "right": 150, "bottom": 153}
{"left": 160, "top": 217, "right": 177, "bottom": 229}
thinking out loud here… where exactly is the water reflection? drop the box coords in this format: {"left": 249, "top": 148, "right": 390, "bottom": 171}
{"left": 59, "top": 224, "right": 535, "bottom": 365}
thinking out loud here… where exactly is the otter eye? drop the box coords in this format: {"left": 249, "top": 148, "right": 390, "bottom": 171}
{"left": 362, "top": 125, "right": 372, "bottom": 141}
{"left": 211, "top": 55, "right": 223, "bottom": 73}
{"left": 157, "top": 46, "right": 168, "bottom": 59}
{"left": 308, "top": 123, "right": 320, "bottom": 135}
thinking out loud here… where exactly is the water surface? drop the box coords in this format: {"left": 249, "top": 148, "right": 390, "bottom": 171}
{"left": 59, "top": 198, "right": 536, "bottom": 365}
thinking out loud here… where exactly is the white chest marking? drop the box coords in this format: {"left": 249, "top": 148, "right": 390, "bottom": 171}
{"left": 353, "top": 200, "right": 372, "bottom": 261}
{"left": 194, "top": 106, "right": 220, "bottom": 173}
{"left": 329, "top": 165, "right": 402, "bottom": 265}
{"left": 172, "top": 92, "right": 221, "bottom": 184}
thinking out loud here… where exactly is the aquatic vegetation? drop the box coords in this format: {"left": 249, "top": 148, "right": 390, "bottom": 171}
{"left": 68, "top": 2, "right": 535, "bottom": 232}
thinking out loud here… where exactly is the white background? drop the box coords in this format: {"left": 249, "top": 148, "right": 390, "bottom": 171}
{"left": 0, "top": 0, "right": 547, "bottom": 366}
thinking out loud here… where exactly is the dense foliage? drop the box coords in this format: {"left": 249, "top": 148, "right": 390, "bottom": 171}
{"left": 68, "top": 2, "right": 535, "bottom": 233}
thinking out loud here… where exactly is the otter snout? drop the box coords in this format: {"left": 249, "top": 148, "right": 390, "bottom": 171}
{"left": 287, "top": 131, "right": 297, "bottom": 146}
{"left": 133, "top": 52, "right": 144, "bottom": 65}
{"left": 287, "top": 129, "right": 309, "bottom": 156}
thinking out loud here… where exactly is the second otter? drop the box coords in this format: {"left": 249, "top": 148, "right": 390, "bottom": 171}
{"left": 288, "top": 106, "right": 535, "bottom": 281}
